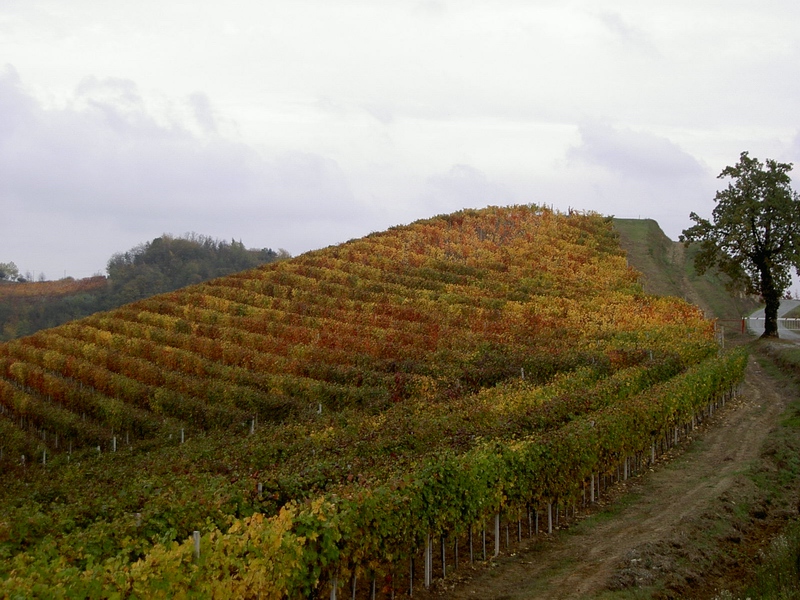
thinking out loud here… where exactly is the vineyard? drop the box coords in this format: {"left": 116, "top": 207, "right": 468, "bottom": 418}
{"left": 0, "top": 205, "right": 744, "bottom": 598}
{"left": 0, "top": 276, "right": 108, "bottom": 300}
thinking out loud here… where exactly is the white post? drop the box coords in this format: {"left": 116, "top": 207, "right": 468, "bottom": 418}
{"left": 548, "top": 502, "right": 553, "bottom": 534}
{"left": 330, "top": 576, "right": 337, "bottom": 600}
{"left": 441, "top": 535, "right": 446, "bottom": 577}
{"left": 469, "top": 524, "right": 474, "bottom": 563}
{"left": 193, "top": 530, "right": 201, "bottom": 560}
{"left": 113, "top": 436, "right": 117, "bottom": 452}
{"left": 425, "top": 533, "right": 432, "bottom": 588}
{"left": 181, "top": 428, "right": 185, "bottom": 444}
{"left": 494, "top": 514, "right": 500, "bottom": 557}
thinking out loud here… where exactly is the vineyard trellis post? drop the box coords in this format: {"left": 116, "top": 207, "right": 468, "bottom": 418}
{"left": 424, "top": 533, "right": 432, "bottom": 588}
{"left": 494, "top": 513, "right": 500, "bottom": 557}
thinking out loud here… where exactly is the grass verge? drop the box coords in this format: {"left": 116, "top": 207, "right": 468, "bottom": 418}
{"left": 718, "top": 340, "right": 800, "bottom": 600}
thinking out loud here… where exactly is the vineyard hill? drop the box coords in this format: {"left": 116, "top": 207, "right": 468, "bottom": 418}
{"left": 0, "top": 205, "right": 732, "bottom": 597}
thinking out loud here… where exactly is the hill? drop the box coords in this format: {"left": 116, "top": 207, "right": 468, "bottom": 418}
{"left": 0, "top": 206, "right": 742, "bottom": 597}
{"left": 2, "top": 220, "right": 752, "bottom": 343}
{"left": 613, "top": 218, "right": 760, "bottom": 321}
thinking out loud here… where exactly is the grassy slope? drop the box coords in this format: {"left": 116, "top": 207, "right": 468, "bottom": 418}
{"left": 613, "top": 218, "right": 759, "bottom": 321}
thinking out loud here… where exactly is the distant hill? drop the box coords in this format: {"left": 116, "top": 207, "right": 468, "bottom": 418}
{"left": 0, "top": 234, "right": 286, "bottom": 340}
{"left": 613, "top": 218, "right": 759, "bottom": 321}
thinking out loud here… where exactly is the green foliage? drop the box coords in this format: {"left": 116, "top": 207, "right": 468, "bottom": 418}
{"left": 0, "top": 349, "right": 746, "bottom": 598}
{"left": 743, "top": 519, "right": 800, "bottom": 599}
{"left": 681, "top": 152, "right": 800, "bottom": 337}
{"left": 106, "top": 233, "right": 284, "bottom": 305}
{"left": 0, "top": 262, "right": 21, "bottom": 282}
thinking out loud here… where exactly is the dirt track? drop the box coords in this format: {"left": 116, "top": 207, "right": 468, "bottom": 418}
{"left": 429, "top": 354, "right": 792, "bottom": 599}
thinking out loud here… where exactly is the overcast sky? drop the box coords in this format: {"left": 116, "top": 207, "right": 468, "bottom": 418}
{"left": 2, "top": 1, "right": 800, "bottom": 280}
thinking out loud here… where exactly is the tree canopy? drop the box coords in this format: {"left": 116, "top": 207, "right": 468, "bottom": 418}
{"left": 680, "top": 151, "right": 800, "bottom": 337}
{"left": 106, "top": 233, "right": 287, "bottom": 304}
{"left": 0, "top": 262, "right": 20, "bottom": 282}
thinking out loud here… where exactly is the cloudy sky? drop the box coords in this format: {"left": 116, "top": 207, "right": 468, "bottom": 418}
{"left": 2, "top": 1, "right": 799, "bottom": 279}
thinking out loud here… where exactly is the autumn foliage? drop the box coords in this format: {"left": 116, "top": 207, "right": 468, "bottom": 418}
{"left": 0, "top": 205, "right": 735, "bottom": 597}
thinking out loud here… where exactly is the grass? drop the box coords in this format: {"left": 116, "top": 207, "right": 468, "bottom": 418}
{"left": 595, "top": 587, "right": 666, "bottom": 600}
{"left": 568, "top": 488, "right": 646, "bottom": 533}
{"left": 613, "top": 218, "right": 760, "bottom": 321}
{"left": 783, "top": 305, "right": 800, "bottom": 318}
{"left": 744, "top": 520, "right": 800, "bottom": 599}
{"left": 711, "top": 341, "right": 800, "bottom": 600}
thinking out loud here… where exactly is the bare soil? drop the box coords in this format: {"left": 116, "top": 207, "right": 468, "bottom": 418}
{"left": 409, "top": 353, "right": 800, "bottom": 600}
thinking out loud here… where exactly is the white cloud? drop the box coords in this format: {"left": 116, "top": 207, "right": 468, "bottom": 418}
{"left": 559, "top": 121, "right": 719, "bottom": 240}
{"left": 188, "top": 92, "right": 218, "bottom": 135}
{"left": 595, "top": 10, "right": 659, "bottom": 56}
{"left": 568, "top": 120, "right": 708, "bottom": 181}
{"left": 425, "top": 164, "right": 515, "bottom": 213}
{"left": 0, "top": 68, "right": 366, "bottom": 276}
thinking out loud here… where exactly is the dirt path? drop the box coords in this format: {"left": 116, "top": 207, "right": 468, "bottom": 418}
{"left": 431, "top": 355, "right": 791, "bottom": 600}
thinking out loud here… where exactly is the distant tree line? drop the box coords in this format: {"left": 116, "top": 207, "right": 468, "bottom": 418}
{"left": 0, "top": 234, "right": 288, "bottom": 341}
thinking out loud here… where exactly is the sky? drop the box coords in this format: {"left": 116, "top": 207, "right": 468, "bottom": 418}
{"left": 2, "top": 1, "right": 800, "bottom": 280}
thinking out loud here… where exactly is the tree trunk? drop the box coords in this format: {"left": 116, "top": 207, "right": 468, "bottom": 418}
{"left": 761, "top": 265, "right": 780, "bottom": 338}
